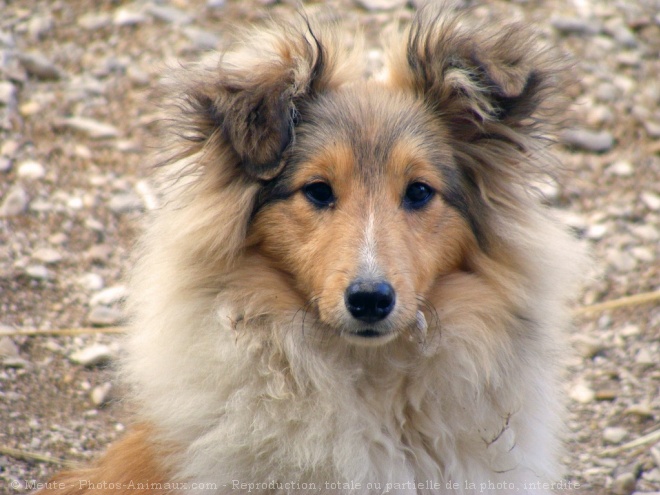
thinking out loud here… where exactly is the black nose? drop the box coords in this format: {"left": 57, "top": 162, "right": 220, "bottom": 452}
{"left": 345, "top": 281, "right": 396, "bottom": 323}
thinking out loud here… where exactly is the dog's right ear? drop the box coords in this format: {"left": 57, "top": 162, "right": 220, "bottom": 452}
{"left": 169, "top": 21, "right": 357, "bottom": 181}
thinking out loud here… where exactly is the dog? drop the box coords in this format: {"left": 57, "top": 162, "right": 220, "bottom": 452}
{"left": 39, "top": 5, "right": 584, "bottom": 495}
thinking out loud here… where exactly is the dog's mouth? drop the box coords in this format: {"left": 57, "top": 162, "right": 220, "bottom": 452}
{"left": 354, "top": 329, "right": 381, "bottom": 338}
{"left": 342, "top": 327, "right": 398, "bottom": 346}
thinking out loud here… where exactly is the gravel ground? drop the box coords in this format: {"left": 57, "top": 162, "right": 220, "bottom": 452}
{"left": 0, "top": 0, "right": 659, "bottom": 494}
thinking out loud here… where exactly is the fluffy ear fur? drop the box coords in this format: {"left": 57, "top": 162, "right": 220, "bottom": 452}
{"left": 387, "top": 7, "right": 567, "bottom": 210}
{"left": 163, "top": 19, "right": 359, "bottom": 181}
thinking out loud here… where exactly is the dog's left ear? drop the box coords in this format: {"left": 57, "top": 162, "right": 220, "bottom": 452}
{"left": 389, "top": 8, "right": 561, "bottom": 143}
{"left": 176, "top": 22, "right": 357, "bottom": 181}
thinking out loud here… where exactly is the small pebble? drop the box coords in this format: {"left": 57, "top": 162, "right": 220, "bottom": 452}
{"left": 612, "top": 472, "right": 636, "bottom": 495}
{"left": 25, "top": 265, "right": 53, "bottom": 280}
{"left": 3, "top": 357, "right": 30, "bottom": 368}
{"left": 60, "top": 117, "right": 120, "bottom": 139}
{"left": 625, "top": 404, "right": 654, "bottom": 419}
{"left": 109, "top": 193, "right": 143, "bottom": 214}
{"left": 87, "top": 306, "right": 124, "bottom": 327}
{"left": 620, "top": 324, "right": 641, "bottom": 337}
{"left": 0, "top": 139, "right": 18, "bottom": 157}
{"left": 551, "top": 16, "right": 600, "bottom": 35}
{"left": 91, "top": 382, "right": 113, "bottom": 406}
{"left": 630, "top": 225, "right": 659, "bottom": 241}
{"left": 19, "top": 100, "right": 42, "bottom": 116}
{"left": 0, "top": 139, "right": 21, "bottom": 158}
{"left": 66, "top": 196, "right": 84, "bottom": 210}
{"left": 641, "top": 192, "right": 660, "bottom": 211}
{"left": 0, "top": 336, "right": 19, "bottom": 357}
{"left": 608, "top": 161, "right": 634, "bottom": 177}
{"left": 642, "top": 119, "right": 660, "bottom": 139}
{"left": 17, "top": 51, "right": 62, "bottom": 80}
{"left": 147, "top": 4, "right": 192, "bottom": 24}
{"left": 69, "top": 344, "right": 113, "bottom": 367}
{"left": 603, "top": 426, "right": 628, "bottom": 444}
{"left": 84, "top": 218, "right": 105, "bottom": 232}
{"left": 0, "top": 157, "right": 11, "bottom": 172}
{"left": 90, "top": 285, "right": 127, "bottom": 307}
{"left": 635, "top": 348, "right": 654, "bottom": 365}
{"left": 78, "top": 12, "right": 112, "bottom": 30}
{"left": 0, "top": 186, "right": 29, "bottom": 216}
{"left": 595, "top": 389, "right": 617, "bottom": 401}
{"left": 126, "top": 66, "right": 150, "bottom": 87}
{"left": 136, "top": 180, "right": 159, "bottom": 210}
{"left": 17, "top": 160, "right": 45, "bottom": 180}
{"left": 569, "top": 382, "right": 596, "bottom": 404}
{"left": 631, "top": 246, "right": 654, "bottom": 262}
{"left": 651, "top": 445, "right": 660, "bottom": 468}
{"left": 78, "top": 273, "right": 105, "bottom": 291}
{"left": 0, "top": 80, "right": 16, "bottom": 106}
{"left": 32, "top": 248, "right": 62, "bottom": 264}
{"left": 560, "top": 129, "right": 614, "bottom": 152}
{"left": 48, "top": 232, "right": 68, "bottom": 245}
{"left": 607, "top": 251, "right": 637, "bottom": 272}
{"left": 182, "top": 27, "right": 221, "bottom": 50}
{"left": 585, "top": 223, "right": 608, "bottom": 240}
{"left": 85, "top": 244, "right": 113, "bottom": 263}
{"left": 570, "top": 335, "right": 605, "bottom": 358}
{"left": 114, "top": 8, "right": 149, "bottom": 27}
{"left": 356, "top": 0, "right": 407, "bottom": 10}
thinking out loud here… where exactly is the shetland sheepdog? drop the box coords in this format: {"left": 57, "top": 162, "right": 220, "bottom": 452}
{"left": 41, "top": 6, "right": 584, "bottom": 495}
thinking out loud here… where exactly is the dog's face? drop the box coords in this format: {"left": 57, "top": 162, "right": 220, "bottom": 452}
{"left": 250, "top": 87, "right": 475, "bottom": 344}
{"left": 170, "top": 11, "right": 560, "bottom": 346}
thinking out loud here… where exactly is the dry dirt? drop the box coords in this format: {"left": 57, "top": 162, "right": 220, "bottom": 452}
{"left": 0, "top": 0, "right": 659, "bottom": 494}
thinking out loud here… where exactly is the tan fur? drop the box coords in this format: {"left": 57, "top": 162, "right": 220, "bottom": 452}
{"left": 39, "top": 426, "right": 172, "bottom": 494}
{"left": 38, "top": 6, "right": 584, "bottom": 495}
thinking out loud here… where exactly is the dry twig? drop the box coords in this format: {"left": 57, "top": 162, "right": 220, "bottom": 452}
{"left": 0, "top": 445, "right": 75, "bottom": 468}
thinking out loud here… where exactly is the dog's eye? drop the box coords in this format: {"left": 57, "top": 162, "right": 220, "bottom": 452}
{"left": 404, "top": 182, "right": 435, "bottom": 210}
{"left": 303, "top": 182, "right": 335, "bottom": 208}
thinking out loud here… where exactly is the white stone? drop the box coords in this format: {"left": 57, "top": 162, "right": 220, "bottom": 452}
{"left": 0, "top": 186, "right": 29, "bottom": 216}
{"left": 25, "top": 265, "right": 52, "bottom": 280}
{"left": 356, "top": 0, "right": 407, "bottom": 10}
{"left": 61, "top": 117, "right": 120, "bottom": 139}
{"left": 90, "top": 285, "right": 127, "bottom": 307}
{"left": 603, "top": 426, "right": 628, "bottom": 444}
{"left": 0, "top": 81, "right": 16, "bottom": 106}
{"left": 641, "top": 191, "right": 660, "bottom": 211}
{"left": 78, "top": 12, "right": 112, "bottom": 30}
{"left": 585, "top": 223, "right": 608, "bottom": 240}
{"left": 32, "top": 248, "right": 62, "bottom": 264}
{"left": 136, "top": 180, "right": 159, "bottom": 210}
{"left": 631, "top": 247, "right": 654, "bottom": 262}
{"left": 69, "top": 344, "right": 113, "bottom": 367}
{"left": 78, "top": 273, "right": 105, "bottom": 291}
{"left": 569, "top": 382, "right": 595, "bottom": 404}
{"left": 630, "top": 224, "right": 659, "bottom": 241}
{"left": 635, "top": 347, "right": 654, "bottom": 365}
{"left": 0, "top": 336, "right": 19, "bottom": 357}
{"left": 147, "top": 4, "right": 192, "bottom": 24}
{"left": 608, "top": 161, "right": 634, "bottom": 177}
{"left": 620, "top": 324, "right": 641, "bottom": 337}
{"left": 17, "top": 160, "right": 45, "bottom": 180}
{"left": 88, "top": 306, "right": 124, "bottom": 326}
{"left": 91, "top": 382, "right": 112, "bottom": 406}
{"left": 113, "top": 9, "right": 148, "bottom": 27}
{"left": 560, "top": 128, "right": 614, "bottom": 152}
{"left": 607, "top": 251, "right": 637, "bottom": 272}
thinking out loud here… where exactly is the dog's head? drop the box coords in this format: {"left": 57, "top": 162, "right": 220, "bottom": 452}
{"left": 161, "top": 8, "right": 563, "bottom": 346}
